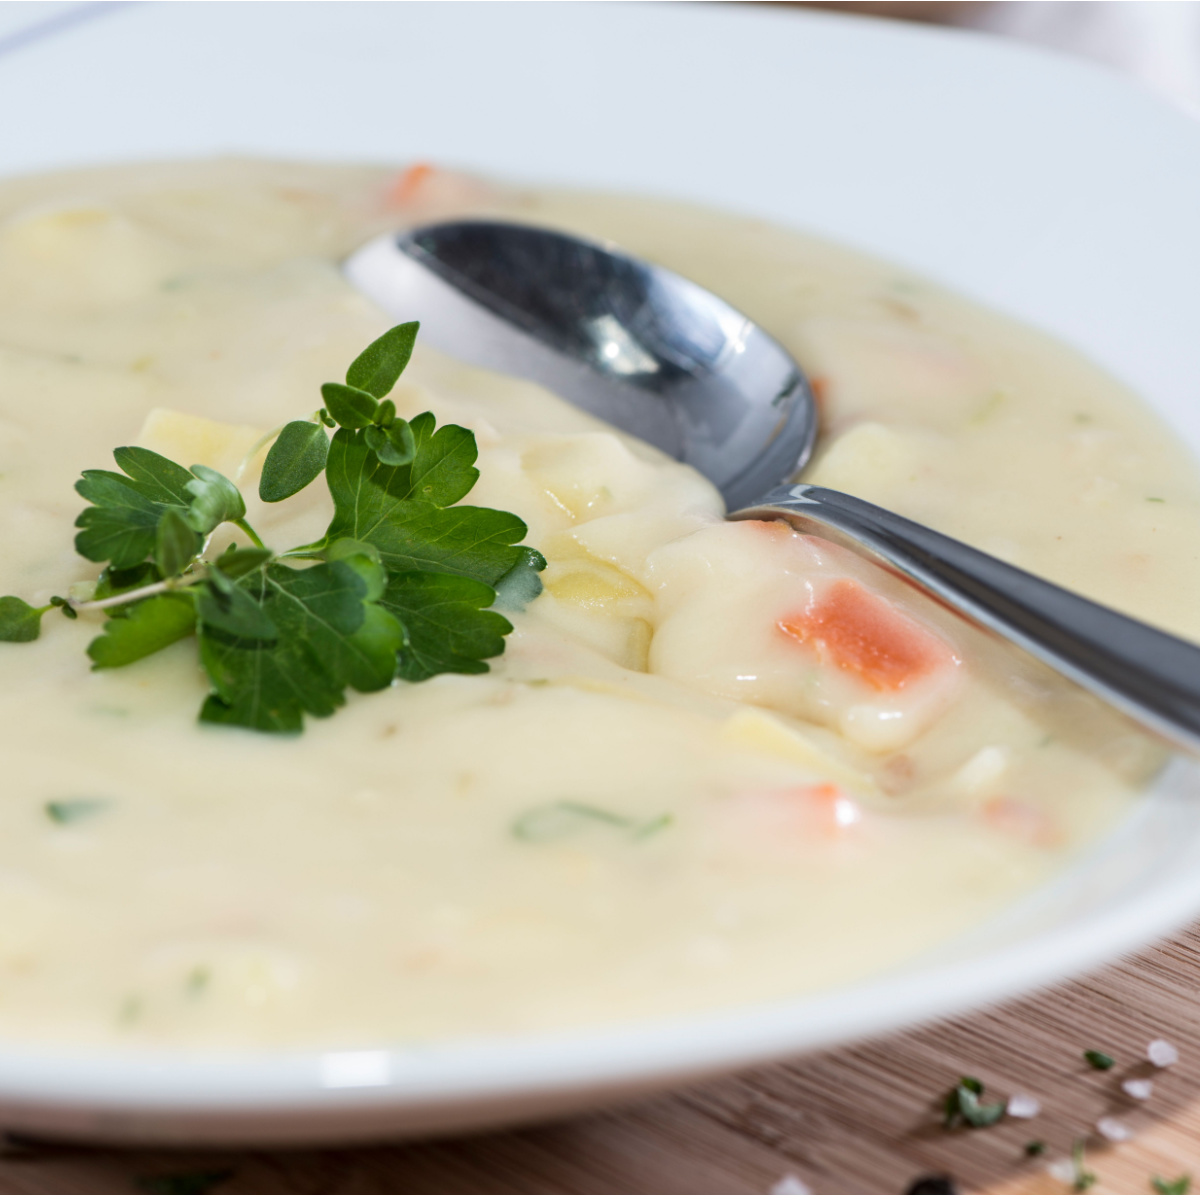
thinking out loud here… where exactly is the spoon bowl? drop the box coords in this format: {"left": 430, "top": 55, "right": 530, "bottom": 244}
{"left": 346, "top": 222, "right": 815, "bottom": 511}
{"left": 345, "top": 219, "right": 1200, "bottom": 756}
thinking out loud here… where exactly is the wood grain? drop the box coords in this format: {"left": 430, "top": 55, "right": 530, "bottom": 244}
{"left": 1, "top": 922, "right": 1198, "bottom": 1194}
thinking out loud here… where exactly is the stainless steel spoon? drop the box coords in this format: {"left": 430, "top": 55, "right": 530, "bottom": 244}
{"left": 345, "top": 219, "right": 1200, "bottom": 755}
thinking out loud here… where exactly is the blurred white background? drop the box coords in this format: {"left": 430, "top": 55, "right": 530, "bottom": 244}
{"left": 2, "top": 1, "right": 1198, "bottom": 119}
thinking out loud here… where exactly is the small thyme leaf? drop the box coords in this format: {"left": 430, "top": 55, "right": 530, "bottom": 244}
{"left": 345, "top": 319, "right": 419, "bottom": 398}
{"left": 259, "top": 420, "right": 330, "bottom": 502}
{"left": 320, "top": 381, "right": 379, "bottom": 429}
{"left": 1084, "top": 1049, "right": 1115, "bottom": 1070}
{"left": 50, "top": 595, "right": 78, "bottom": 619}
{"left": 1025, "top": 1140, "right": 1046, "bottom": 1157}
{"left": 0, "top": 596, "right": 47, "bottom": 642}
{"left": 45, "top": 799, "right": 108, "bottom": 824}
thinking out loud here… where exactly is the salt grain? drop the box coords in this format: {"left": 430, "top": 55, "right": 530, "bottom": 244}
{"left": 1148, "top": 1038, "right": 1180, "bottom": 1068}
{"left": 1122, "top": 1078, "right": 1154, "bottom": 1100}
{"left": 1097, "top": 1116, "right": 1132, "bottom": 1142}
{"left": 1006, "top": 1093, "right": 1041, "bottom": 1119}
{"left": 770, "top": 1174, "right": 811, "bottom": 1196}
{"left": 1047, "top": 1158, "right": 1077, "bottom": 1184}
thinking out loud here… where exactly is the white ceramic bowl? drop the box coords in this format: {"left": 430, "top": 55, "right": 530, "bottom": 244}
{"left": 3, "top": 1, "right": 1200, "bottom": 1145}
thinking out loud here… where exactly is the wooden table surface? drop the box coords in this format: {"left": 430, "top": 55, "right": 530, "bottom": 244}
{"left": 2, "top": 924, "right": 1198, "bottom": 1195}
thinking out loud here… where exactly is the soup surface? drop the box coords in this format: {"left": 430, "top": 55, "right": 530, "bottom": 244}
{"left": 0, "top": 160, "right": 1192, "bottom": 1048}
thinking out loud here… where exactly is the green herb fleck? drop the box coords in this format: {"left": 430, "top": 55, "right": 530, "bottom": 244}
{"left": 512, "top": 801, "right": 672, "bottom": 844}
{"left": 633, "top": 813, "right": 674, "bottom": 840}
{"left": 1072, "top": 1138, "right": 1096, "bottom": 1192}
{"left": 45, "top": 799, "right": 108, "bottom": 825}
{"left": 1025, "top": 1140, "right": 1046, "bottom": 1157}
{"left": 136, "top": 1168, "right": 233, "bottom": 1195}
{"left": 1084, "top": 1049, "right": 1115, "bottom": 1070}
{"left": 1153, "top": 1174, "right": 1192, "bottom": 1195}
{"left": 185, "top": 967, "right": 210, "bottom": 996}
{"left": 943, "top": 1076, "right": 1005, "bottom": 1129}
{"left": 1147, "top": 497, "right": 1166, "bottom": 504}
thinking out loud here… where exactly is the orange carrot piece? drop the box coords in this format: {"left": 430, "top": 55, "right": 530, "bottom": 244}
{"left": 981, "top": 796, "right": 1062, "bottom": 848}
{"left": 386, "top": 162, "right": 436, "bottom": 207}
{"left": 778, "top": 578, "right": 949, "bottom": 691}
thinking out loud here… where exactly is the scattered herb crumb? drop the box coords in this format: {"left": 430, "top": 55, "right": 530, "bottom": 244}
{"left": 943, "top": 1076, "right": 1005, "bottom": 1129}
{"left": 1147, "top": 497, "right": 1166, "bottom": 503}
{"left": 1025, "top": 1139, "right": 1046, "bottom": 1157}
{"left": 1153, "top": 1174, "right": 1192, "bottom": 1195}
{"left": 1084, "top": 1049, "right": 1115, "bottom": 1070}
{"left": 136, "top": 1168, "right": 233, "bottom": 1195}
{"left": 905, "top": 1176, "right": 958, "bottom": 1195}
{"left": 118, "top": 996, "right": 142, "bottom": 1026}
{"left": 1072, "top": 1138, "right": 1097, "bottom": 1193}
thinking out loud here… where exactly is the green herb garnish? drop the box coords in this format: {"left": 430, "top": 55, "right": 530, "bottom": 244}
{"left": 0, "top": 324, "right": 544, "bottom": 733}
{"left": 1072, "top": 1138, "right": 1096, "bottom": 1192}
{"left": 512, "top": 801, "right": 672, "bottom": 843}
{"left": 1084, "top": 1049, "right": 1115, "bottom": 1070}
{"left": 942, "top": 1076, "right": 1005, "bottom": 1129}
{"left": 1025, "top": 1140, "right": 1046, "bottom": 1157}
{"left": 1153, "top": 1174, "right": 1192, "bottom": 1195}
{"left": 45, "top": 799, "right": 108, "bottom": 825}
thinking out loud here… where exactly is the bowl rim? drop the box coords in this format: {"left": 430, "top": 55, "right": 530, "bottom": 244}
{"left": 1, "top": 0, "right": 1200, "bottom": 1139}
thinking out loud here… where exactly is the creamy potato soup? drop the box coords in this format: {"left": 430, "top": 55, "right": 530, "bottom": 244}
{"left": 0, "top": 160, "right": 1191, "bottom": 1048}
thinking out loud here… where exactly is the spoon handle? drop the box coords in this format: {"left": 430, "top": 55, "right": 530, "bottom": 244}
{"left": 735, "top": 484, "right": 1200, "bottom": 755}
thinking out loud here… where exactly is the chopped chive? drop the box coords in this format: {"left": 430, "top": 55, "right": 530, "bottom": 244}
{"left": 45, "top": 799, "right": 108, "bottom": 825}
{"left": 633, "top": 813, "right": 674, "bottom": 840}
{"left": 1147, "top": 497, "right": 1166, "bottom": 503}
{"left": 1084, "top": 1049, "right": 1115, "bottom": 1070}
{"left": 512, "top": 801, "right": 673, "bottom": 844}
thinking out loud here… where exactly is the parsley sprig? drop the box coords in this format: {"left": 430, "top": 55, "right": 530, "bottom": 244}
{"left": 0, "top": 323, "right": 544, "bottom": 732}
